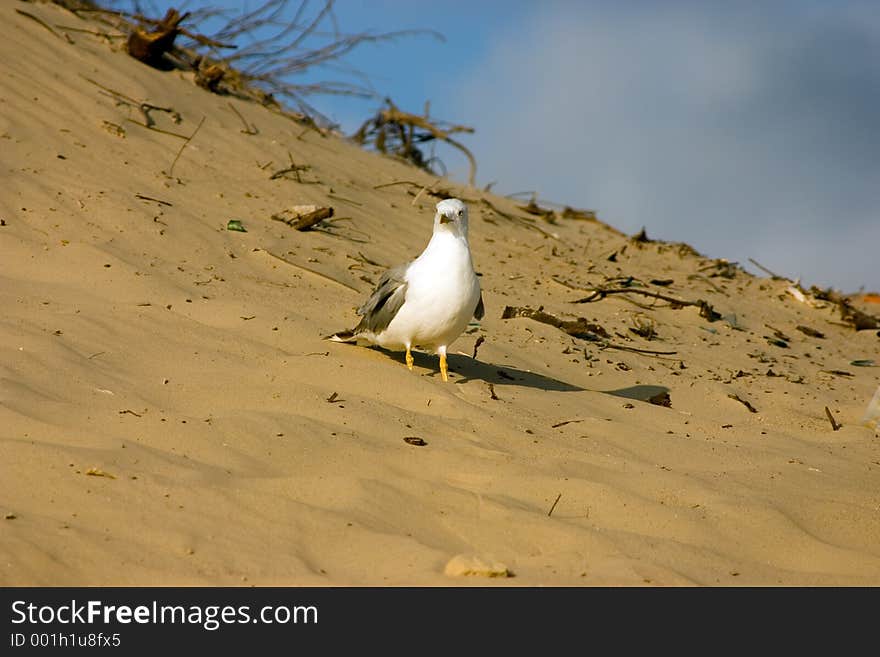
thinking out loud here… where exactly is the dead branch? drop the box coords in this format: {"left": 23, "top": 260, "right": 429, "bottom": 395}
{"left": 74, "top": 1, "right": 437, "bottom": 130}
{"left": 354, "top": 99, "right": 477, "bottom": 185}
{"left": 373, "top": 180, "right": 452, "bottom": 198}
{"left": 198, "top": 1, "right": 440, "bottom": 123}
{"left": 748, "top": 257, "right": 790, "bottom": 281}
{"left": 501, "top": 306, "right": 608, "bottom": 341}
{"left": 500, "top": 305, "right": 677, "bottom": 357}
{"left": 572, "top": 287, "right": 722, "bottom": 322}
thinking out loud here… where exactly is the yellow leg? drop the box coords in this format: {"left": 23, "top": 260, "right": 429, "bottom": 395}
{"left": 439, "top": 346, "right": 448, "bottom": 382}
{"left": 405, "top": 345, "right": 414, "bottom": 371}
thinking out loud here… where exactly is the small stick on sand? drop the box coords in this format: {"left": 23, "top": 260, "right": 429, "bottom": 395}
{"left": 270, "top": 159, "right": 310, "bottom": 182}
{"left": 135, "top": 193, "right": 173, "bottom": 207}
{"left": 472, "top": 336, "right": 485, "bottom": 359}
{"left": 728, "top": 393, "right": 758, "bottom": 413}
{"left": 748, "top": 258, "right": 790, "bottom": 282}
{"left": 55, "top": 25, "right": 126, "bottom": 39}
{"left": 373, "top": 180, "right": 426, "bottom": 190}
{"left": 547, "top": 493, "right": 562, "bottom": 517}
{"left": 15, "top": 9, "right": 69, "bottom": 42}
{"left": 167, "top": 115, "right": 206, "bottom": 177}
{"left": 125, "top": 120, "right": 188, "bottom": 139}
{"left": 551, "top": 419, "right": 583, "bottom": 428}
{"left": 487, "top": 383, "right": 499, "bottom": 401}
{"left": 326, "top": 193, "right": 362, "bottom": 206}
{"left": 824, "top": 406, "right": 841, "bottom": 431}
{"left": 228, "top": 102, "right": 257, "bottom": 135}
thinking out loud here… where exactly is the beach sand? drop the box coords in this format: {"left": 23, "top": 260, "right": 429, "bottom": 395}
{"left": 2, "top": 2, "right": 879, "bottom": 586}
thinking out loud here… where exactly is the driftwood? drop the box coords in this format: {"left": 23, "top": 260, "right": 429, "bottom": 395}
{"left": 126, "top": 8, "right": 195, "bottom": 68}
{"left": 271, "top": 205, "right": 334, "bottom": 230}
{"left": 502, "top": 306, "right": 609, "bottom": 342}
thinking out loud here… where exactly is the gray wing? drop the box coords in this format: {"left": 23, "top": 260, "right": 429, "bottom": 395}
{"left": 474, "top": 292, "right": 485, "bottom": 320}
{"left": 354, "top": 263, "right": 409, "bottom": 335}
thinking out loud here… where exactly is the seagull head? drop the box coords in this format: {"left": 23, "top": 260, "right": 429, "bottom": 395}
{"left": 434, "top": 198, "right": 469, "bottom": 238}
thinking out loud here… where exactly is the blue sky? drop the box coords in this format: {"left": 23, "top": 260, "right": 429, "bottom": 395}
{"left": 143, "top": 1, "right": 879, "bottom": 291}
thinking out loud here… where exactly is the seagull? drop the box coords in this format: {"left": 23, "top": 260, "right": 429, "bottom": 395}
{"left": 328, "top": 198, "right": 483, "bottom": 381}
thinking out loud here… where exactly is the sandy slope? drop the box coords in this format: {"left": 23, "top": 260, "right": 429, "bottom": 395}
{"left": 2, "top": 2, "right": 879, "bottom": 586}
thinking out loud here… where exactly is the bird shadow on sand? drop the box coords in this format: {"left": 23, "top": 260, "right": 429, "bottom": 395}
{"left": 367, "top": 348, "right": 672, "bottom": 398}
{"left": 379, "top": 349, "right": 584, "bottom": 392}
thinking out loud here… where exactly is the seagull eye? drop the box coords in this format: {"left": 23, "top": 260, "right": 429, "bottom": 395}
{"left": 457, "top": 210, "right": 463, "bottom": 217}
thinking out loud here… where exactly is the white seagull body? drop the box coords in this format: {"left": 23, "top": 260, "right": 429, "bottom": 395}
{"left": 328, "top": 198, "right": 483, "bottom": 381}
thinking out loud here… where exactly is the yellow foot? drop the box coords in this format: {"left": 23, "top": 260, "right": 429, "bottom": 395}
{"left": 440, "top": 351, "right": 448, "bottom": 382}
{"left": 406, "top": 346, "right": 414, "bottom": 371}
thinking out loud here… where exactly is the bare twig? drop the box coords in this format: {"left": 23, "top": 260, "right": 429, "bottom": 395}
{"left": 228, "top": 102, "right": 257, "bottom": 134}
{"left": 501, "top": 305, "right": 678, "bottom": 357}
{"left": 124, "top": 119, "right": 189, "bottom": 140}
{"left": 82, "top": 75, "right": 182, "bottom": 129}
{"left": 728, "top": 393, "right": 758, "bottom": 413}
{"left": 600, "top": 343, "right": 678, "bottom": 356}
{"left": 16, "top": 9, "right": 70, "bottom": 42}
{"left": 748, "top": 258, "right": 790, "bottom": 281}
{"left": 135, "top": 193, "right": 173, "bottom": 207}
{"left": 270, "top": 154, "right": 311, "bottom": 181}
{"left": 572, "top": 287, "right": 722, "bottom": 322}
{"left": 547, "top": 493, "right": 562, "bottom": 517}
{"left": 472, "top": 336, "right": 485, "bottom": 360}
{"left": 167, "top": 116, "right": 206, "bottom": 177}
{"left": 824, "top": 406, "right": 841, "bottom": 431}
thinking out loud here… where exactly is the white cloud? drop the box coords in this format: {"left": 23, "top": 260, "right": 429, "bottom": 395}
{"left": 451, "top": 4, "right": 880, "bottom": 290}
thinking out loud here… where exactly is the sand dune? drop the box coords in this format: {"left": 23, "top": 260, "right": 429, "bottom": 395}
{"left": 2, "top": 2, "right": 879, "bottom": 586}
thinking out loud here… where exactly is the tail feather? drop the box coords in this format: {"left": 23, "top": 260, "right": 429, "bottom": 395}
{"left": 325, "top": 329, "right": 358, "bottom": 343}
